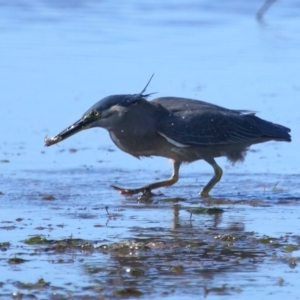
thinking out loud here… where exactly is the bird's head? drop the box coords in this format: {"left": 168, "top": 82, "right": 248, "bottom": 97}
{"left": 44, "top": 94, "right": 154, "bottom": 146}
{"left": 45, "top": 75, "right": 155, "bottom": 147}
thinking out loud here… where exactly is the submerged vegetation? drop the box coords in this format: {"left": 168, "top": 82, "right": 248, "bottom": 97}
{"left": 1, "top": 170, "right": 299, "bottom": 299}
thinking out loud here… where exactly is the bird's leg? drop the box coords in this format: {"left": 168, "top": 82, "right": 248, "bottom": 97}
{"left": 200, "top": 158, "right": 223, "bottom": 197}
{"left": 111, "top": 161, "right": 181, "bottom": 196}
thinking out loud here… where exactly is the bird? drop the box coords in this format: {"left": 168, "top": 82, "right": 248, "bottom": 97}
{"left": 45, "top": 76, "right": 291, "bottom": 197}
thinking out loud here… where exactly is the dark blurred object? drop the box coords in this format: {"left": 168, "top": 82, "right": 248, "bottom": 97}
{"left": 257, "top": 0, "right": 277, "bottom": 21}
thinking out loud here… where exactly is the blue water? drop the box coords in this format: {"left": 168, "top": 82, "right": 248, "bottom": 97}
{"left": 1, "top": 0, "right": 299, "bottom": 174}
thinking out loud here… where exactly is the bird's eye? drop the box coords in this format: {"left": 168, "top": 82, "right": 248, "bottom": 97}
{"left": 92, "top": 110, "right": 99, "bottom": 117}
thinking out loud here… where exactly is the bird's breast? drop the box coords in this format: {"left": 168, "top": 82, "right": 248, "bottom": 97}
{"left": 109, "top": 130, "right": 159, "bottom": 156}
{"left": 109, "top": 130, "right": 205, "bottom": 161}
{"left": 109, "top": 131, "right": 128, "bottom": 153}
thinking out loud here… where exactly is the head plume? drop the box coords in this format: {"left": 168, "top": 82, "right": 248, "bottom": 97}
{"left": 139, "top": 73, "right": 156, "bottom": 98}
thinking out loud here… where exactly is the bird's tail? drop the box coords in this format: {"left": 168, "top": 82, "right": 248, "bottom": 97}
{"left": 254, "top": 116, "right": 291, "bottom": 142}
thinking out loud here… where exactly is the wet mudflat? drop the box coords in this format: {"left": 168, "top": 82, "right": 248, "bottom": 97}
{"left": 1, "top": 166, "right": 300, "bottom": 299}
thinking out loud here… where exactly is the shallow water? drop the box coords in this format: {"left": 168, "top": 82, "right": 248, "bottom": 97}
{"left": 1, "top": 168, "right": 300, "bottom": 299}
{"left": 1, "top": 0, "right": 300, "bottom": 299}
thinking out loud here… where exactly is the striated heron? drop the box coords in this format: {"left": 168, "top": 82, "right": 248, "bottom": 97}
{"left": 45, "top": 77, "right": 291, "bottom": 197}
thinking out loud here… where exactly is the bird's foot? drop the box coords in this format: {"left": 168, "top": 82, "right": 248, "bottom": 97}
{"left": 111, "top": 185, "right": 140, "bottom": 195}
{"left": 111, "top": 185, "right": 155, "bottom": 197}
{"left": 139, "top": 189, "right": 155, "bottom": 199}
{"left": 199, "top": 190, "right": 210, "bottom": 197}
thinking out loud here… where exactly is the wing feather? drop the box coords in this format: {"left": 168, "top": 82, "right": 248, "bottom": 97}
{"left": 152, "top": 97, "right": 286, "bottom": 146}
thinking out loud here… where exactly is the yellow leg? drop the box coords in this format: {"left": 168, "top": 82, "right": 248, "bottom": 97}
{"left": 111, "top": 160, "right": 181, "bottom": 196}
{"left": 200, "top": 158, "right": 223, "bottom": 197}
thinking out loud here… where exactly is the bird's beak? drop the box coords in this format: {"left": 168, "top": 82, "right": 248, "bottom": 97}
{"left": 45, "top": 117, "right": 92, "bottom": 147}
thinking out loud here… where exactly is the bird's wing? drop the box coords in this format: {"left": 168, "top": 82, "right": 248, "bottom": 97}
{"left": 156, "top": 107, "right": 262, "bottom": 146}
{"left": 152, "top": 97, "right": 290, "bottom": 146}
{"left": 157, "top": 112, "right": 262, "bottom": 146}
